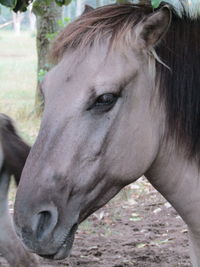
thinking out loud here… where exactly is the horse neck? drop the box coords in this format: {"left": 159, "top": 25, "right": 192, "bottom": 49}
{"left": 145, "top": 134, "right": 200, "bottom": 223}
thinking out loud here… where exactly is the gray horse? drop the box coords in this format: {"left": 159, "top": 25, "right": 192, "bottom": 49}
{"left": 14, "top": 3, "right": 200, "bottom": 266}
{"left": 0, "top": 114, "right": 37, "bottom": 266}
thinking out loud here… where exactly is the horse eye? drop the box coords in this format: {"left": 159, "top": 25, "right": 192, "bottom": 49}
{"left": 95, "top": 93, "right": 117, "bottom": 105}
{"left": 96, "top": 93, "right": 118, "bottom": 108}
{"left": 87, "top": 93, "right": 119, "bottom": 112}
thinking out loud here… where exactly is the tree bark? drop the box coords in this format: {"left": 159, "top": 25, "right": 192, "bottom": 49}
{"left": 12, "top": 12, "right": 23, "bottom": 35}
{"left": 34, "top": 2, "right": 62, "bottom": 115}
{"left": 28, "top": 5, "right": 36, "bottom": 32}
{"left": 76, "top": 0, "right": 86, "bottom": 17}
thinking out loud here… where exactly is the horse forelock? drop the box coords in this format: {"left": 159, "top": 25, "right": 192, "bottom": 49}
{"left": 51, "top": 4, "right": 153, "bottom": 61}
{"left": 51, "top": 2, "right": 200, "bottom": 62}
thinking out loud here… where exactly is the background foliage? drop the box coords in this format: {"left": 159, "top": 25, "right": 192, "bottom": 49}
{"left": 0, "top": 0, "right": 159, "bottom": 12}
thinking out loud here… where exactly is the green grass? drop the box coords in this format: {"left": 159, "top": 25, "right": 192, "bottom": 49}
{"left": 0, "top": 30, "right": 40, "bottom": 144}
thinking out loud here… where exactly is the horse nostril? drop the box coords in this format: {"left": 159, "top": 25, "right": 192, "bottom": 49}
{"left": 36, "top": 211, "right": 52, "bottom": 240}
{"left": 33, "top": 207, "right": 58, "bottom": 241}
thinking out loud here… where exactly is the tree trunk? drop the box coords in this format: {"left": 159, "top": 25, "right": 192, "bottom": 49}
{"left": 76, "top": 0, "right": 86, "bottom": 17}
{"left": 12, "top": 12, "right": 23, "bottom": 35}
{"left": 96, "top": 0, "right": 101, "bottom": 7}
{"left": 28, "top": 5, "right": 36, "bottom": 32}
{"left": 34, "top": 2, "right": 62, "bottom": 115}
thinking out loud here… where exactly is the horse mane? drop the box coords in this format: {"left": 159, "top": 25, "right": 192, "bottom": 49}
{"left": 51, "top": 3, "right": 200, "bottom": 162}
{"left": 157, "top": 12, "right": 200, "bottom": 161}
{"left": 0, "top": 114, "right": 30, "bottom": 185}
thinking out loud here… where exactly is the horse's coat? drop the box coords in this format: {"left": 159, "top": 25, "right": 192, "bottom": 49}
{"left": 0, "top": 114, "right": 37, "bottom": 266}
{"left": 14, "top": 3, "right": 200, "bottom": 266}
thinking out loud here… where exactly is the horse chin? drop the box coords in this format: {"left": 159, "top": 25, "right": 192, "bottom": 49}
{"left": 39, "top": 223, "right": 78, "bottom": 260}
{"left": 51, "top": 243, "right": 72, "bottom": 260}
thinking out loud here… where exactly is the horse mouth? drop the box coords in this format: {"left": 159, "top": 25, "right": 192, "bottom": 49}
{"left": 39, "top": 223, "right": 78, "bottom": 260}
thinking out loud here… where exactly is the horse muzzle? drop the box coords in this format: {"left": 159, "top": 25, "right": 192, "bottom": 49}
{"left": 14, "top": 202, "right": 78, "bottom": 260}
{"left": 38, "top": 223, "right": 78, "bottom": 260}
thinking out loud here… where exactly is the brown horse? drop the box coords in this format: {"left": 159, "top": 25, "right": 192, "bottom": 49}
{"left": 14, "top": 3, "right": 200, "bottom": 266}
{"left": 0, "top": 114, "right": 37, "bottom": 266}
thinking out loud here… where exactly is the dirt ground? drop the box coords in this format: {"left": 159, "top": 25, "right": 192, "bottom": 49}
{"left": 0, "top": 178, "right": 191, "bottom": 267}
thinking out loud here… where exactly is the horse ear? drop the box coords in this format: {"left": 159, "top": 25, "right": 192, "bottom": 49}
{"left": 82, "top": 4, "right": 94, "bottom": 15}
{"left": 136, "top": 6, "right": 172, "bottom": 49}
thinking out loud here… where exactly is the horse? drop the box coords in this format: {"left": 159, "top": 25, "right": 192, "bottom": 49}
{"left": 14, "top": 2, "right": 200, "bottom": 266}
{"left": 0, "top": 114, "right": 37, "bottom": 266}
